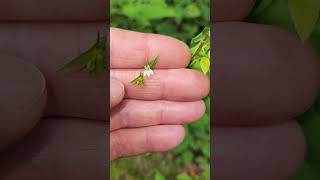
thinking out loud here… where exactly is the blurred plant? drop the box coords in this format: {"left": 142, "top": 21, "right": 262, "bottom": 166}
{"left": 111, "top": 0, "right": 210, "bottom": 42}
{"left": 248, "top": 0, "right": 320, "bottom": 45}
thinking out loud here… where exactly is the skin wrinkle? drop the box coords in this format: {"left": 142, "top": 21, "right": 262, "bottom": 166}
{"left": 158, "top": 101, "right": 167, "bottom": 125}
{"left": 144, "top": 128, "right": 151, "bottom": 152}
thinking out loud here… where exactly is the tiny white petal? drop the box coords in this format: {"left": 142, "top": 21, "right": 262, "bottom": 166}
{"left": 147, "top": 71, "right": 151, "bottom": 77}
{"left": 143, "top": 70, "right": 148, "bottom": 77}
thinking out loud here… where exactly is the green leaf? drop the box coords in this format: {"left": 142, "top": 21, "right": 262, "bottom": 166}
{"left": 130, "top": 73, "right": 144, "bottom": 86}
{"left": 288, "top": 0, "right": 320, "bottom": 42}
{"left": 147, "top": 55, "right": 159, "bottom": 69}
{"left": 60, "top": 46, "right": 95, "bottom": 70}
{"left": 122, "top": 3, "right": 176, "bottom": 21}
{"left": 155, "top": 171, "right": 166, "bottom": 180}
{"left": 204, "top": 96, "right": 210, "bottom": 114}
{"left": 200, "top": 57, "right": 210, "bottom": 74}
{"left": 250, "top": 0, "right": 274, "bottom": 17}
{"left": 182, "top": 151, "right": 193, "bottom": 165}
{"left": 176, "top": 173, "right": 192, "bottom": 180}
{"left": 184, "top": 4, "right": 201, "bottom": 18}
{"left": 60, "top": 32, "right": 107, "bottom": 76}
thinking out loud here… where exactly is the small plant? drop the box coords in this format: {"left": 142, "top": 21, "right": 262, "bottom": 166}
{"left": 130, "top": 55, "right": 158, "bottom": 86}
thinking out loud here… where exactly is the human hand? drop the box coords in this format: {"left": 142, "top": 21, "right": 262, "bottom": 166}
{"left": 109, "top": 28, "right": 210, "bottom": 160}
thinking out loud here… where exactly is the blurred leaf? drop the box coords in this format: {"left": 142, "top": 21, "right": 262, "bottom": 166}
{"left": 176, "top": 173, "right": 192, "bottom": 180}
{"left": 61, "top": 47, "right": 95, "bottom": 70}
{"left": 122, "top": 3, "right": 176, "bottom": 21}
{"left": 182, "top": 151, "right": 193, "bottom": 166}
{"left": 293, "top": 163, "right": 319, "bottom": 180}
{"left": 184, "top": 4, "right": 201, "bottom": 18}
{"left": 298, "top": 105, "right": 320, "bottom": 165}
{"left": 155, "top": 171, "right": 166, "bottom": 180}
{"left": 288, "top": 0, "right": 320, "bottom": 41}
{"left": 250, "top": 0, "right": 274, "bottom": 17}
{"left": 200, "top": 57, "right": 210, "bottom": 74}
{"left": 204, "top": 96, "right": 210, "bottom": 113}
{"left": 61, "top": 33, "right": 106, "bottom": 76}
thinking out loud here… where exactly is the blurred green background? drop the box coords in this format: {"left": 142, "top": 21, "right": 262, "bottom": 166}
{"left": 110, "top": 0, "right": 210, "bottom": 179}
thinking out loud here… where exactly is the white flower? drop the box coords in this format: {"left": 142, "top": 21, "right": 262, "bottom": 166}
{"left": 143, "top": 65, "right": 154, "bottom": 77}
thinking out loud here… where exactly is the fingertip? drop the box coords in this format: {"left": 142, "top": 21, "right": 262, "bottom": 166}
{"left": 176, "top": 69, "right": 210, "bottom": 100}
{"left": 182, "top": 101, "right": 206, "bottom": 124}
{"left": 194, "top": 70, "right": 210, "bottom": 99}
{"left": 149, "top": 125, "right": 185, "bottom": 152}
{"left": 179, "top": 41, "right": 192, "bottom": 68}
{"left": 110, "top": 78, "right": 125, "bottom": 108}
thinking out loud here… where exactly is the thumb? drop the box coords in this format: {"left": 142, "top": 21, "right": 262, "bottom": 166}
{"left": 110, "top": 78, "right": 125, "bottom": 109}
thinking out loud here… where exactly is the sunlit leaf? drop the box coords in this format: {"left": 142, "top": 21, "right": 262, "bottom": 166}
{"left": 155, "top": 171, "right": 166, "bottom": 180}
{"left": 176, "top": 173, "right": 192, "bottom": 180}
{"left": 200, "top": 57, "right": 210, "bottom": 74}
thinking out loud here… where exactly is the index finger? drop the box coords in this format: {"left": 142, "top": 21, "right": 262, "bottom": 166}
{"left": 110, "top": 28, "right": 191, "bottom": 69}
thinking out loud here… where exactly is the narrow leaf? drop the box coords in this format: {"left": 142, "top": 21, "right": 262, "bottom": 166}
{"left": 147, "top": 55, "right": 159, "bottom": 69}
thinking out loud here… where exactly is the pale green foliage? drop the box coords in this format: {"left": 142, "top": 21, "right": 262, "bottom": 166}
{"left": 189, "top": 27, "right": 210, "bottom": 75}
